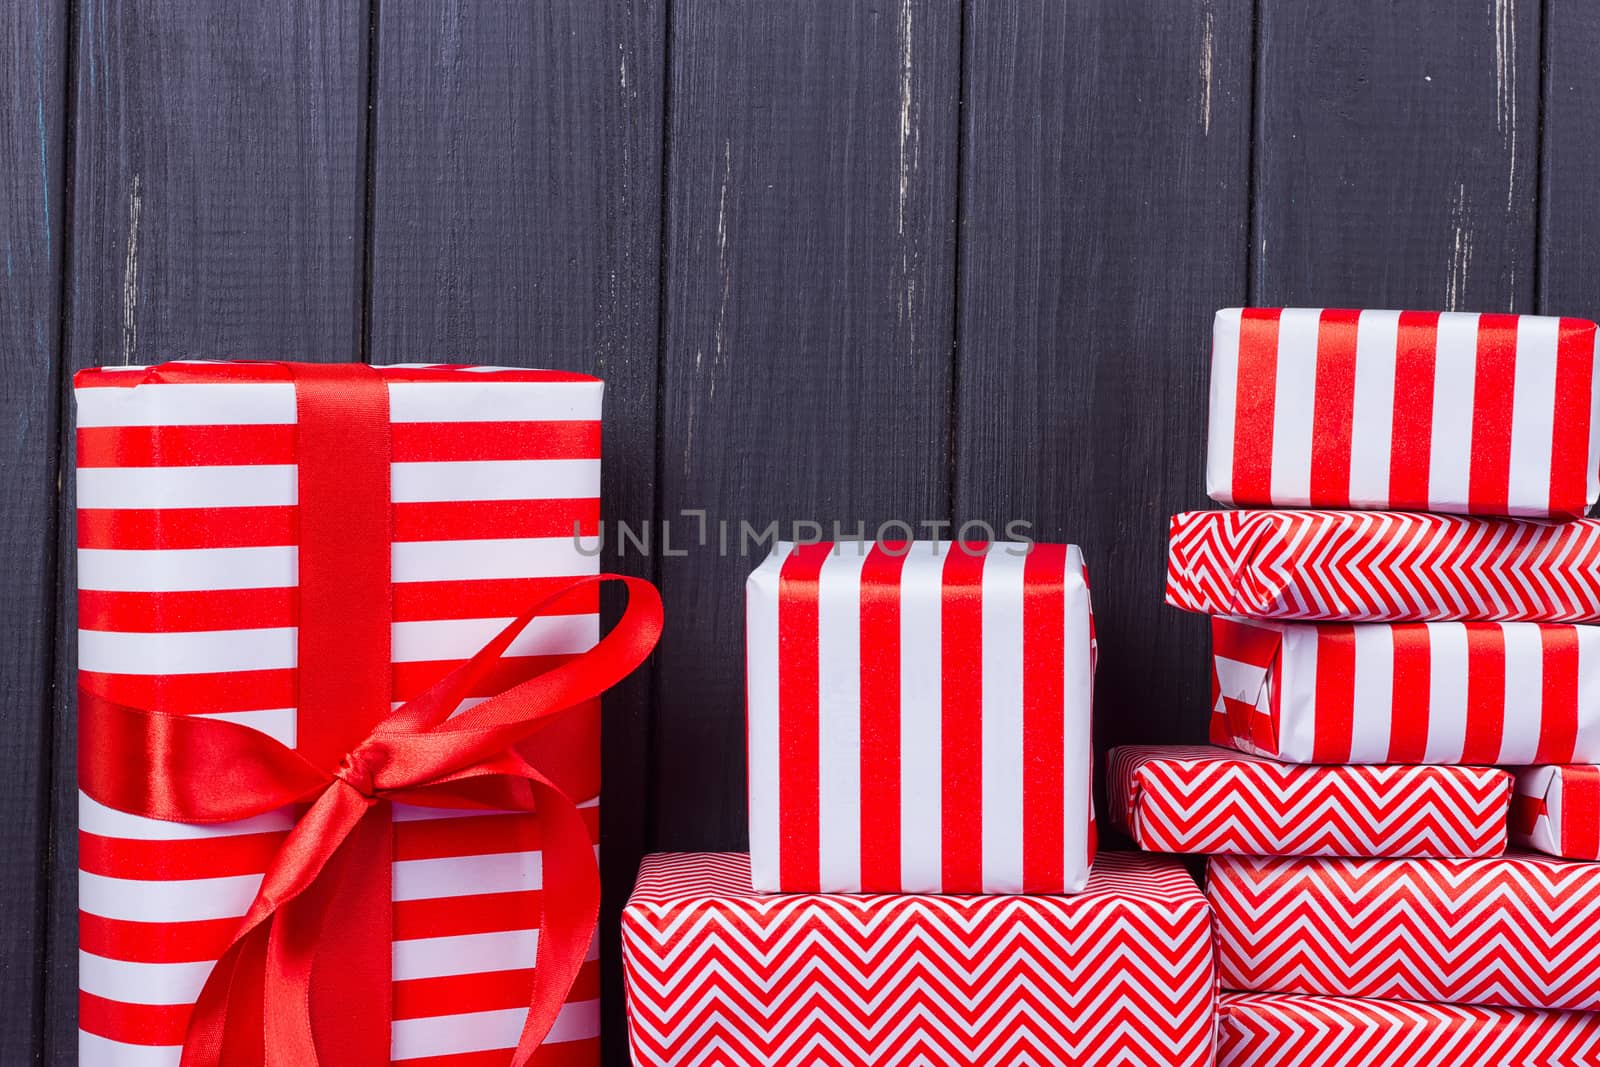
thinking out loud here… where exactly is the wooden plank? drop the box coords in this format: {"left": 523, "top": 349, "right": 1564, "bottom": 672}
{"left": 1539, "top": 2, "right": 1600, "bottom": 316}
{"left": 48, "top": 0, "right": 369, "bottom": 1055}
{"left": 955, "top": 1, "right": 1253, "bottom": 779}
{"left": 653, "top": 0, "right": 961, "bottom": 849}
{"left": 365, "top": 3, "right": 664, "bottom": 1061}
{"left": 1255, "top": 0, "right": 1541, "bottom": 311}
{"left": 1, "top": 0, "right": 66, "bottom": 1057}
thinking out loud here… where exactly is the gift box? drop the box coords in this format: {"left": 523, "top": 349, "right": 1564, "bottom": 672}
{"left": 1205, "top": 307, "right": 1600, "bottom": 518}
{"left": 746, "top": 540, "right": 1095, "bottom": 894}
{"left": 620, "top": 851, "right": 1216, "bottom": 1067}
{"left": 1217, "top": 991, "right": 1600, "bottom": 1066}
{"left": 1108, "top": 744, "right": 1510, "bottom": 858}
{"left": 1513, "top": 765, "right": 1600, "bottom": 861}
{"left": 1167, "top": 508, "right": 1600, "bottom": 623}
{"left": 1208, "top": 853, "right": 1600, "bottom": 1012}
{"left": 1211, "top": 615, "right": 1600, "bottom": 764}
{"left": 73, "top": 363, "right": 657, "bottom": 1066}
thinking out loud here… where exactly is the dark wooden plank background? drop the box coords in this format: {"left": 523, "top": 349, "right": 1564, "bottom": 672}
{"left": 0, "top": 1, "right": 1594, "bottom": 1062}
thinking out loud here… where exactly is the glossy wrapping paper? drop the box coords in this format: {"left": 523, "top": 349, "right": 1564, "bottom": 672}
{"left": 74, "top": 363, "right": 603, "bottom": 1067}
{"left": 1108, "top": 745, "right": 1510, "bottom": 859}
{"left": 620, "top": 851, "right": 1216, "bottom": 1067}
{"left": 1513, "top": 765, "right": 1600, "bottom": 861}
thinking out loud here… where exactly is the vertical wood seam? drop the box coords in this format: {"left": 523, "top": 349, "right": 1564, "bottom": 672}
{"left": 946, "top": 0, "right": 968, "bottom": 527}
{"left": 1244, "top": 0, "right": 1263, "bottom": 305}
{"left": 359, "top": 0, "right": 381, "bottom": 364}
{"left": 1532, "top": 0, "right": 1550, "bottom": 313}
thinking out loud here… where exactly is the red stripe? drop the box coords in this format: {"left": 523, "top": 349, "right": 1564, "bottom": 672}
{"left": 1230, "top": 309, "right": 1284, "bottom": 503}
{"left": 1562, "top": 768, "right": 1600, "bottom": 859}
{"left": 857, "top": 544, "right": 905, "bottom": 889}
{"left": 79, "top": 992, "right": 191, "bottom": 1046}
{"left": 1021, "top": 545, "right": 1066, "bottom": 893}
{"left": 392, "top": 960, "right": 601, "bottom": 1021}
{"left": 79, "top": 829, "right": 285, "bottom": 880}
{"left": 1388, "top": 624, "right": 1432, "bottom": 763}
{"left": 1310, "top": 625, "right": 1356, "bottom": 762}
{"left": 777, "top": 544, "right": 831, "bottom": 892}
{"left": 1389, "top": 311, "right": 1440, "bottom": 508}
{"left": 1308, "top": 309, "right": 1360, "bottom": 505}
{"left": 393, "top": 891, "right": 542, "bottom": 941}
{"left": 76, "top": 365, "right": 597, "bottom": 388}
{"left": 1550, "top": 319, "right": 1598, "bottom": 518}
{"left": 396, "top": 1040, "right": 599, "bottom": 1067}
{"left": 1461, "top": 623, "right": 1507, "bottom": 764}
{"left": 941, "top": 544, "right": 987, "bottom": 892}
{"left": 1509, "top": 793, "right": 1544, "bottom": 837}
{"left": 80, "top": 911, "right": 238, "bottom": 964}
{"left": 1468, "top": 314, "right": 1519, "bottom": 515}
{"left": 1536, "top": 626, "right": 1580, "bottom": 764}
{"left": 391, "top": 808, "right": 599, "bottom": 863}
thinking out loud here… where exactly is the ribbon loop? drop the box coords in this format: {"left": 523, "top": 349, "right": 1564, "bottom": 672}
{"left": 334, "top": 745, "right": 384, "bottom": 799}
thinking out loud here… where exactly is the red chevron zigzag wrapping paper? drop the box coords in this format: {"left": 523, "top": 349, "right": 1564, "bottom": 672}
{"left": 1514, "top": 765, "right": 1600, "bottom": 861}
{"left": 1205, "top": 307, "right": 1600, "bottom": 518}
{"left": 1108, "top": 745, "right": 1511, "bottom": 859}
{"left": 745, "top": 541, "right": 1096, "bottom": 895}
{"left": 1166, "top": 509, "right": 1600, "bottom": 622}
{"left": 1216, "top": 991, "right": 1600, "bottom": 1067}
{"left": 75, "top": 364, "right": 604, "bottom": 1066}
{"left": 619, "top": 851, "right": 1216, "bottom": 1067}
{"left": 1210, "top": 615, "right": 1600, "bottom": 764}
{"left": 1208, "top": 853, "right": 1600, "bottom": 1012}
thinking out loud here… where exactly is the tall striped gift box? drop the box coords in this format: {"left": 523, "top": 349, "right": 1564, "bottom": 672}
{"left": 1514, "top": 765, "right": 1600, "bottom": 861}
{"left": 745, "top": 540, "right": 1096, "bottom": 895}
{"left": 1217, "top": 992, "right": 1600, "bottom": 1067}
{"left": 1167, "top": 509, "right": 1600, "bottom": 623}
{"left": 1108, "top": 745, "right": 1510, "bottom": 859}
{"left": 620, "top": 851, "right": 1216, "bottom": 1067}
{"left": 1208, "top": 853, "right": 1600, "bottom": 1013}
{"left": 1205, "top": 308, "right": 1600, "bottom": 518}
{"left": 1210, "top": 615, "right": 1600, "bottom": 764}
{"left": 75, "top": 363, "right": 603, "bottom": 1067}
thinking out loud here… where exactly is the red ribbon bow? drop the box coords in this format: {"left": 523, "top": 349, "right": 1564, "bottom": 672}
{"left": 78, "top": 363, "right": 662, "bottom": 1066}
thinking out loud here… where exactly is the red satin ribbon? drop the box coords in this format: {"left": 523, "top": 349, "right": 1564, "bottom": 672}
{"left": 78, "top": 363, "right": 662, "bottom": 1066}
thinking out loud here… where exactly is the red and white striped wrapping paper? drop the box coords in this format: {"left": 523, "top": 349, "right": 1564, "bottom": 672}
{"left": 1513, "top": 765, "right": 1600, "bottom": 861}
{"left": 1167, "top": 509, "right": 1600, "bottom": 622}
{"left": 1108, "top": 745, "right": 1510, "bottom": 859}
{"left": 1205, "top": 307, "right": 1600, "bottom": 518}
{"left": 1210, "top": 615, "right": 1600, "bottom": 764}
{"left": 620, "top": 851, "right": 1216, "bottom": 1067}
{"left": 1208, "top": 853, "right": 1600, "bottom": 1012}
{"left": 746, "top": 540, "right": 1096, "bottom": 895}
{"left": 1217, "top": 991, "right": 1600, "bottom": 1067}
{"left": 75, "top": 363, "right": 603, "bottom": 1067}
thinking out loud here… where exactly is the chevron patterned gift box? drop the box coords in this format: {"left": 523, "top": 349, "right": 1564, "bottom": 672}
{"left": 1108, "top": 745, "right": 1510, "bottom": 859}
{"left": 1514, "top": 765, "right": 1600, "bottom": 861}
{"left": 746, "top": 540, "right": 1096, "bottom": 895}
{"left": 1167, "top": 509, "right": 1600, "bottom": 623}
{"left": 620, "top": 851, "right": 1216, "bottom": 1067}
{"left": 1208, "top": 853, "right": 1600, "bottom": 1012}
{"left": 1216, "top": 991, "right": 1600, "bottom": 1067}
{"left": 1205, "top": 307, "right": 1600, "bottom": 518}
{"left": 1210, "top": 615, "right": 1600, "bottom": 764}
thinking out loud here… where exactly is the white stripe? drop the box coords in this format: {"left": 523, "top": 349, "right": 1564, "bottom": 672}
{"left": 1268, "top": 308, "right": 1323, "bottom": 506}
{"left": 1349, "top": 625, "right": 1394, "bottom": 762}
{"left": 816, "top": 547, "right": 866, "bottom": 892}
{"left": 1498, "top": 624, "right": 1544, "bottom": 763}
{"left": 1423, "top": 623, "right": 1470, "bottom": 762}
{"left": 979, "top": 547, "right": 1025, "bottom": 892}
{"left": 1060, "top": 546, "right": 1094, "bottom": 891}
{"left": 744, "top": 544, "right": 789, "bottom": 892}
{"left": 1506, "top": 315, "right": 1560, "bottom": 516}
{"left": 1347, "top": 309, "right": 1399, "bottom": 504}
{"left": 390, "top": 1000, "right": 599, "bottom": 1060}
{"left": 80, "top": 951, "right": 214, "bottom": 1006}
{"left": 79, "top": 1031, "right": 181, "bottom": 1067}
{"left": 80, "top": 870, "right": 262, "bottom": 923}
{"left": 392, "top": 459, "right": 599, "bottom": 503}
{"left": 198, "top": 707, "right": 296, "bottom": 746}
{"left": 898, "top": 545, "right": 945, "bottom": 892}
{"left": 1206, "top": 308, "right": 1242, "bottom": 503}
{"left": 75, "top": 382, "right": 297, "bottom": 427}
{"left": 393, "top": 537, "right": 601, "bottom": 583}
{"left": 79, "top": 790, "right": 295, "bottom": 840}
{"left": 393, "top": 850, "right": 541, "bottom": 901}
{"left": 1278, "top": 625, "right": 1320, "bottom": 762}
{"left": 1577, "top": 630, "right": 1600, "bottom": 762}
{"left": 393, "top": 928, "right": 538, "bottom": 981}
{"left": 387, "top": 380, "right": 602, "bottom": 423}
{"left": 1429, "top": 313, "right": 1481, "bottom": 511}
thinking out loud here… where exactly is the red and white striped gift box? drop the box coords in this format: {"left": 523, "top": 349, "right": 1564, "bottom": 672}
{"left": 1513, "top": 765, "right": 1600, "bottom": 861}
{"left": 621, "top": 851, "right": 1216, "bottom": 1067}
{"left": 1167, "top": 509, "right": 1600, "bottom": 622}
{"left": 1210, "top": 615, "right": 1600, "bottom": 765}
{"left": 745, "top": 540, "right": 1095, "bottom": 895}
{"left": 1217, "top": 991, "right": 1600, "bottom": 1067}
{"left": 75, "top": 363, "right": 603, "bottom": 1067}
{"left": 1208, "top": 853, "right": 1600, "bottom": 1012}
{"left": 1108, "top": 745, "right": 1510, "bottom": 859}
{"left": 1205, "top": 308, "right": 1600, "bottom": 518}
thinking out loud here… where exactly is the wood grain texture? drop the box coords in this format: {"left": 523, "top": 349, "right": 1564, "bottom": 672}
{"left": 1539, "top": 1, "right": 1600, "bottom": 316}
{"left": 1254, "top": 0, "right": 1541, "bottom": 311}
{"left": 366, "top": 3, "right": 664, "bottom": 1060}
{"left": 955, "top": 0, "right": 1253, "bottom": 800}
{"left": 1, "top": 0, "right": 65, "bottom": 1058}
{"left": 653, "top": 0, "right": 961, "bottom": 849}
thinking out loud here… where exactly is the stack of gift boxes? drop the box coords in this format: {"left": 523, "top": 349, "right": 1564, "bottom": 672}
{"left": 1113, "top": 308, "right": 1600, "bottom": 1062}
